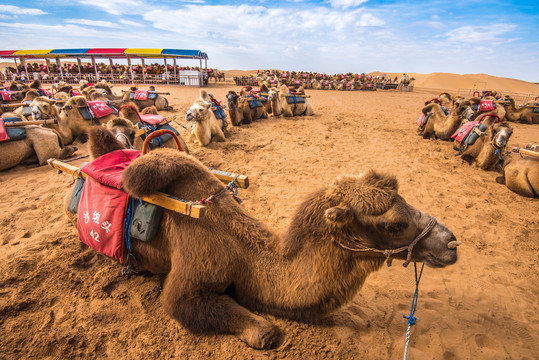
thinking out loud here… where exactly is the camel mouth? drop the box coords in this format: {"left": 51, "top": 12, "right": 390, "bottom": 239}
{"left": 421, "top": 247, "right": 458, "bottom": 268}
{"left": 185, "top": 112, "right": 194, "bottom": 121}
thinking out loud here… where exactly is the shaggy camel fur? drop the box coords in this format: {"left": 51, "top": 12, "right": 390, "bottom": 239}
{"left": 65, "top": 131, "right": 459, "bottom": 348}
{"left": 238, "top": 88, "right": 267, "bottom": 123}
{"left": 276, "top": 85, "right": 314, "bottom": 117}
{"left": 456, "top": 122, "right": 513, "bottom": 170}
{"left": 496, "top": 156, "right": 539, "bottom": 197}
{"left": 420, "top": 101, "right": 473, "bottom": 140}
{"left": 0, "top": 125, "right": 77, "bottom": 171}
{"left": 503, "top": 96, "right": 539, "bottom": 124}
{"left": 186, "top": 91, "right": 226, "bottom": 146}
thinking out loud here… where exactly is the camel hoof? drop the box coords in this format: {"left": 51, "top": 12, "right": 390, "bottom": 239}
{"left": 238, "top": 322, "right": 282, "bottom": 349}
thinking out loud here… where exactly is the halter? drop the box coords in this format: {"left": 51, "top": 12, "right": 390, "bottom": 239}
{"left": 335, "top": 217, "right": 437, "bottom": 267}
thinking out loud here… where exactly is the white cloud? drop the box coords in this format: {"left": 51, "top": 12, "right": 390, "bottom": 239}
{"left": 329, "top": 0, "right": 368, "bottom": 9}
{"left": 444, "top": 24, "right": 518, "bottom": 44}
{"left": 65, "top": 19, "right": 121, "bottom": 28}
{"left": 118, "top": 19, "right": 145, "bottom": 27}
{"left": 78, "top": 0, "right": 145, "bottom": 15}
{"left": 0, "top": 5, "right": 47, "bottom": 15}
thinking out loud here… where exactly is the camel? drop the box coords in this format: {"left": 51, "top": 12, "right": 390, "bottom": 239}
{"left": 64, "top": 130, "right": 459, "bottom": 349}
{"left": 455, "top": 122, "right": 513, "bottom": 170}
{"left": 419, "top": 101, "right": 473, "bottom": 139}
{"left": 276, "top": 85, "right": 314, "bottom": 117}
{"left": 237, "top": 88, "right": 268, "bottom": 123}
{"left": 468, "top": 97, "right": 507, "bottom": 125}
{"left": 3, "top": 96, "right": 59, "bottom": 122}
{"left": 502, "top": 96, "right": 539, "bottom": 124}
{"left": 496, "top": 156, "right": 539, "bottom": 197}
{"left": 226, "top": 91, "right": 245, "bottom": 126}
{"left": 185, "top": 91, "right": 226, "bottom": 146}
{"left": 267, "top": 87, "right": 283, "bottom": 116}
{"left": 0, "top": 125, "right": 77, "bottom": 171}
{"left": 122, "top": 87, "right": 172, "bottom": 111}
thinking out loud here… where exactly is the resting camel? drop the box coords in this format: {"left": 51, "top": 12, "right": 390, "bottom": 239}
{"left": 226, "top": 91, "right": 244, "bottom": 126}
{"left": 64, "top": 129, "right": 459, "bottom": 349}
{"left": 185, "top": 91, "right": 226, "bottom": 146}
{"left": 3, "top": 96, "right": 59, "bottom": 122}
{"left": 502, "top": 96, "right": 539, "bottom": 124}
{"left": 419, "top": 101, "right": 473, "bottom": 139}
{"left": 237, "top": 88, "right": 268, "bottom": 123}
{"left": 468, "top": 97, "right": 507, "bottom": 125}
{"left": 455, "top": 122, "right": 513, "bottom": 170}
{"left": 496, "top": 156, "right": 539, "bottom": 197}
{"left": 276, "top": 85, "right": 314, "bottom": 117}
{"left": 0, "top": 125, "right": 77, "bottom": 171}
{"left": 122, "top": 87, "right": 171, "bottom": 111}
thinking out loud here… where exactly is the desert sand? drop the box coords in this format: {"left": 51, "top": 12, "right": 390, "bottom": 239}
{"left": 0, "top": 72, "right": 538, "bottom": 359}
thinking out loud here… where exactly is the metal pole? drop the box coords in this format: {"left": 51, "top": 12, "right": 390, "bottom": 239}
{"left": 173, "top": 58, "right": 177, "bottom": 84}
{"left": 91, "top": 56, "right": 98, "bottom": 82}
{"left": 127, "top": 55, "right": 134, "bottom": 85}
{"left": 200, "top": 58, "right": 203, "bottom": 87}
{"left": 77, "top": 58, "right": 82, "bottom": 81}
{"left": 164, "top": 56, "right": 168, "bottom": 85}
{"left": 14, "top": 58, "right": 19, "bottom": 75}
{"left": 21, "top": 57, "right": 29, "bottom": 83}
{"left": 141, "top": 58, "right": 146, "bottom": 84}
{"left": 109, "top": 57, "right": 114, "bottom": 83}
{"left": 45, "top": 58, "right": 50, "bottom": 78}
{"left": 56, "top": 57, "right": 64, "bottom": 81}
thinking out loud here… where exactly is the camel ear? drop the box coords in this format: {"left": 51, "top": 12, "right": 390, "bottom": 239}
{"left": 325, "top": 206, "right": 354, "bottom": 226}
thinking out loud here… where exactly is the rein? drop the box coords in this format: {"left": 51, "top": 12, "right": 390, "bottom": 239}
{"left": 335, "top": 217, "right": 437, "bottom": 267}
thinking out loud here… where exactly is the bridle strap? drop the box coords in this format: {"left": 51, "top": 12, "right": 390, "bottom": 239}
{"left": 335, "top": 217, "right": 437, "bottom": 267}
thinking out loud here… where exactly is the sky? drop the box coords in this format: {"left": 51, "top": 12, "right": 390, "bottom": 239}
{"left": 1, "top": 0, "right": 538, "bottom": 82}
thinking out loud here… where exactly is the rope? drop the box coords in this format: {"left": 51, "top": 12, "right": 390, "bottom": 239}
{"left": 402, "top": 263, "right": 425, "bottom": 360}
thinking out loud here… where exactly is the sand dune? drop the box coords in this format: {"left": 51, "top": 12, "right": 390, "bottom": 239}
{"left": 0, "top": 78, "right": 538, "bottom": 359}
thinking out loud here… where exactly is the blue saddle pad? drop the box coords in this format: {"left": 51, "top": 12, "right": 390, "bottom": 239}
{"left": 285, "top": 95, "right": 306, "bottom": 104}
{"left": 137, "top": 122, "right": 180, "bottom": 149}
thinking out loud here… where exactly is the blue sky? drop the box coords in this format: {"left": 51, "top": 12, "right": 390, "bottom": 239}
{"left": 1, "top": 0, "right": 538, "bottom": 81}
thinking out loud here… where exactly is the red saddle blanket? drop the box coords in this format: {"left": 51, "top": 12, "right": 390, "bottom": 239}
{"left": 0, "top": 119, "right": 8, "bottom": 142}
{"left": 70, "top": 89, "right": 82, "bottom": 97}
{"left": 452, "top": 121, "right": 479, "bottom": 143}
{"left": 1, "top": 90, "right": 13, "bottom": 101}
{"left": 140, "top": 114, "right": 165, "bottom": 125}
{"left": 417, "top": 114, "right": 425, "bottom": 127}
{"left": 88, "top": 101, "right": 114, "bottom": 118}
{"left": 77, "top": 149, "right": 141, "bottom": 263}
{"left": 39, "top": 88, "right": 52, "bottom": 97}
{"left": 134, "top": 90, "right": 149, "bottom": 101}
{"left": 479, "top": 100, "right": 495, "bottom": 112}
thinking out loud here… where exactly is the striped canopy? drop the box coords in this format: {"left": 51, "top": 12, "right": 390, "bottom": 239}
{"left": 0, "top": 48, "right": 208, "bottom": 59}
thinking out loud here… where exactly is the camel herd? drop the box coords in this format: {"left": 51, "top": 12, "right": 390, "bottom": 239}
{"left": 417, "top": 91, "right": 539, "bottom": 197}
{"left": 234, "top": 69, "right": 412, "bottom": 91}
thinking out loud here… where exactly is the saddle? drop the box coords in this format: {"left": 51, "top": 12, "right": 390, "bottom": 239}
{"left": 0, "top": 117, "right": 26, "bottom": 143}
{"left": 0, "top": 90, "right": 14, "bottom": 102}
{"left": 129, "top": 90, "right": 158, "bottom": 101}
{"left": 78, "top": 101, "right": 117, "bottom": 123}
{"left": 452, "top": 121, "right": 487, "bottom": 146}
{"left": 478, "top": 99, "right": 496, "bottom": 112}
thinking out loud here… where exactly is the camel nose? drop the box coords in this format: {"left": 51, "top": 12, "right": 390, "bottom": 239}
{"left": 185, "top": 112, "right": 193, "bottom": 121}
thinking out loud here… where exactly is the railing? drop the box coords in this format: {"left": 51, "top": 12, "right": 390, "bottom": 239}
{"left": 457, "top": 88, "right": 538, "bottom": 106}
{"left": 7, "top": 72, "right": 205, "bottom": 87}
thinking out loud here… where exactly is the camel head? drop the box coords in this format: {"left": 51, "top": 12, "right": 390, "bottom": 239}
{"left": 185, "top": 98, "right": 211, "bottom": 123}
{"left": 455, "top": 100, "right": 474, "bottom": 123}
{"left": 267, "top": 88, "right": 280, "bottom": 102}
{"left": 323, "top": 171, "right": 459, "bottom": 268}
{"left": 31, "top": 97, "right": 58, "bottom": 120}
{"left": 105, "top": 118, "right": 137, "bottom": 149}
{"left": 226, "top": 91, "right": 239, "bottom": 109}
{"left": 491, "top": 122, "right": 513, "bottom": 149}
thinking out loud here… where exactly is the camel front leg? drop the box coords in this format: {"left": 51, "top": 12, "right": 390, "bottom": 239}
{"left": 161, "top": 280, "right": 281, "bottom": 349}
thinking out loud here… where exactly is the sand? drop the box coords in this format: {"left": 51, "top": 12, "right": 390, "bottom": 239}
{"left": 0, "top": 74, "right": 538, "bottom": 359}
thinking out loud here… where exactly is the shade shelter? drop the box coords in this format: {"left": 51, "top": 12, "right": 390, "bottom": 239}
{"left": 0, "top": 48, "right": 209, "bottom": 86}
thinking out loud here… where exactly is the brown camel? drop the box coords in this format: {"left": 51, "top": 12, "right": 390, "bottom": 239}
{"left": 420, "top": 101, "right": 473, "bottom": 140}
{"left": 468, "top": 97, "right": 507, "bottom": 125}
{"left": 225, "top": 91, "right": 245, "bottom": 126}
{"left": 276, "top": 85, "right": 314, "bottom": 117}
{"left": 238, "top": 88, "right": 268, "bottom": 123}
{"left": 455, "top": 122, "right": 513, "bottom": 170}
{"left": 122, "top": 87, "right": 172, "bottom": 111}
{"left": 0, "top": 125, "right": 77, "bottom": 171}
{"left": 502, "top": 96, "right": 539, "bottom": 124}
{"left": 64, "top": 130, "right": 459, "bottom": 349}
{"left": 5, "top": 96, "right": 59, "bottom": 122}
{"left": 185, "top": 91, "right": 226, "bottom": 146}
{"left": 496, "top": 156, "right": 539, "bottom": 197}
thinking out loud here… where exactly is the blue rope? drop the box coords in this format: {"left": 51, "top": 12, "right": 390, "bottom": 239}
{"left": 123, "top": 197, "right": 135, "bottom": 252}
{"left": 402, "top": 263, "right": 424, "bottom": 360}
{"left": 148, "top": 124, "right": 162, "bottom": 147}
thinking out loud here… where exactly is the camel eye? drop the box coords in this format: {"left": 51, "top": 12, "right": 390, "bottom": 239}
{"left": 198, "top": 108, "right": 203, "bottom": 112}
{"left": 382, "top": 222, "right": 408, "bottom": 233}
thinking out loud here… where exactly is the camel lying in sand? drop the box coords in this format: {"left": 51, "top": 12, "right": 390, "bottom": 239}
{"left": 419, "top": 101, "right": 473, "bottom": 139}
{"left": 454, "top": 122, "right": 513, "bottom": 170}
{"left": 64, "top": 128, "right": 459, "bottom": 348}
{"left": 3, "top": 96, "right": 58, "bottom": 122}
{"left": 122, "top": 86, "right": 172, "bottom": 111}
{"left": 502, "top": 96, "right": 539, "bottom": 124}
{"left": 238, "top": 88, "right": 268, "bottom": 123}
{"left": 0, "top": 125, "right": 77, "bottom": 171}
{"left": 496, "top": 156, "right": 539, "bottom": 197}
{"left": 186, "top": 90, "right": 226, "bottom": 146}
{"left": 275, "top": 85, "right": 314, "bottom": 117}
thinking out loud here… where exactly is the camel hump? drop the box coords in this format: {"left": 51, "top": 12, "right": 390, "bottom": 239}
{"left": 122, "top": 148, "right": 214, "bottom": 198}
